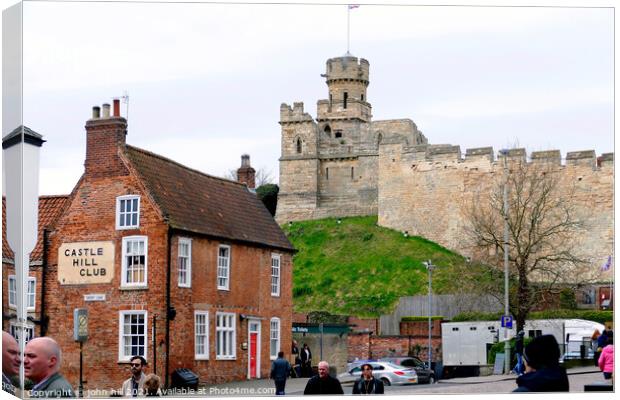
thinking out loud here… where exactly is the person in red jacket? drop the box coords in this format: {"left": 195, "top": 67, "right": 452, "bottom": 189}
{"left": 598, "top": 333, "right": 614, "bottom": 380}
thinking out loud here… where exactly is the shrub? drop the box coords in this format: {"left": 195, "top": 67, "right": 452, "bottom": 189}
{"left": 256, "top": 184, "right": 279, "bottom": 216}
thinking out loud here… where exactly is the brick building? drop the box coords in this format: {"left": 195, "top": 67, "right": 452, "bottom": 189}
{"left": 2, "top": 101, "right": 295, "bottom": 391}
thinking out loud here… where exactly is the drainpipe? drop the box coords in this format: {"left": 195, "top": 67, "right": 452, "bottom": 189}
{"left": 40, "top": 229, "right": 48, "bottom": 336}
{"left": 165, "top": 227, "right": 172, "bottom": 388}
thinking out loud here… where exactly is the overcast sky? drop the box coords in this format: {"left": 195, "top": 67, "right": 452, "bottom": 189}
{"left": 1, "top": 0, "right": 615, "bottom": 195}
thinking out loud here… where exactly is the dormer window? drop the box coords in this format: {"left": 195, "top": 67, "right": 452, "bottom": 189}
{"left": 116, "top": 195, "right": 140, "bottom": 229}
{"left": 296, "top": 138, "right": 302, "bottom": 154}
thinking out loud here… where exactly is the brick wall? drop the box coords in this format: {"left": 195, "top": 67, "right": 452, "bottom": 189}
{"left": 348, "top": 332, "right": 442, "bottom": 363}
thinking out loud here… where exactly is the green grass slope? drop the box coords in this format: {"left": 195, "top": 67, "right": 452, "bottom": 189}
{"left": 283, "top": 216, "right": 466, "bottom": 317}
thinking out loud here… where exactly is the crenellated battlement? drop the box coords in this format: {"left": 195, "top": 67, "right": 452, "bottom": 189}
{"left": 383, "top": 140, "right": 614, "bottom": 169}
{"left": 325, "top": 56, "right": 370, "bottom": 84}
{"left": 280, "top": 102, "right": 315, "bottom": 124}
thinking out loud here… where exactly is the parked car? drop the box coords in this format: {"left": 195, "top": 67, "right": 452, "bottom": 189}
{"left": 337, "top": 361, "right": 418, "bottom": 386}
{"left": 379, "top": 356, "right": 436, "bottom": 384}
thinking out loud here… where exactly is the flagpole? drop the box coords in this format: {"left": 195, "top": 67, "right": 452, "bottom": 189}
{"left": 347, "top": 6, "right": 350, "bottom": 54}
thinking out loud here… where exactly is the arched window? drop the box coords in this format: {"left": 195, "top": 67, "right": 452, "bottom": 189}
{"left": 324, "top": 125, "right": 332, "bottom": 137}
{"left": 377, "top": 133, "right": 383, "bottom": 145}
{"left": 296, "top": 138, "right": 302, "bottom": 154}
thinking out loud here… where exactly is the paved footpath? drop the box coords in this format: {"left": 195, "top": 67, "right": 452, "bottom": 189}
{"left": 189, "top": 365, "right": 612, "bottom": 397}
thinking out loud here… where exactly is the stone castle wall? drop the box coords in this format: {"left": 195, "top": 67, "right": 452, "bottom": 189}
{"left": 378, "top": 142, "right": 614, "bottom": 279}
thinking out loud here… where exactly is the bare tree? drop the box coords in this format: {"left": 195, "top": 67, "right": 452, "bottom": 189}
{"left": 464, "top": 158, "right": 595, "bottom": 332}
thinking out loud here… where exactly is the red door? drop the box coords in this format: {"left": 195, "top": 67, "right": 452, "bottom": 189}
{"left": 250, "top": 332, "right": 258, "bottom": 377}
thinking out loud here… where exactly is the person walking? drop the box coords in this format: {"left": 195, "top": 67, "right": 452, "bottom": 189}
{"left": 513, "top": 334, "right": 569, "bottom": 392}
{"left": 597, "top": 332, "right": 613, "bottom": 380}
{"left": 300, "top": 343, "right": 312, "bottom": 378}
{"left": 292, "top": 340, "right": 302, "bottom": 378}
{"left": 513, "top": 331, "right": 525, "bottom": 375}
{"left": 594, "top": 329, "right": 608, "bottom": 366}
{"left": 2, "top": 332, "right": 21, "bottom": 395}
{"left": 24, "top": 337, "right": 75, "bottom": 397}
{"left": 303, "top": 361, "right": 344, "bottom": 395}
{"left": 352, "top": 363, "right": 384, "bottom": 395}
{"left": 121, "top": 355, "right": 147, "bottom": 397}
{"left": 270, "top": 351, "right": 292, "bottom": 395}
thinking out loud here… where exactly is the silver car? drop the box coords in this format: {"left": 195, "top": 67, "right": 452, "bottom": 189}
{"left": 337, "top": 361, "right": 418, "bottom": 386}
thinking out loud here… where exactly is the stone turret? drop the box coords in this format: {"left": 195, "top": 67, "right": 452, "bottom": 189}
{"left": 317, "top": 55, "right": 372, "bottom": 123}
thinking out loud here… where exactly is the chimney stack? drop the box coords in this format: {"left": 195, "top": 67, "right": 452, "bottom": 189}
{"left": 85, "top": 99, "right": 128, "bottom": 178}
{"left": 237, "top": 154, "right": 256, "bottom": 189}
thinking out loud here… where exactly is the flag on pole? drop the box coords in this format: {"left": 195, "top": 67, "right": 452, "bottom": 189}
{"left": 601, "top": 255, "right": 612, "bottom": 271}
{"left": 348, "top": 4, "right": 360, "bottom": 9}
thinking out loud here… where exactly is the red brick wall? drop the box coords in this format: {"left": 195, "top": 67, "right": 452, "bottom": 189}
{"left": 347, "top": 333, "right": 443, "bottom": 363}
{"left": 399, "top": 319, "right": 443, "bottom": 336}
{"left": 348, "top": 316, "right": 378, "bottom": 333}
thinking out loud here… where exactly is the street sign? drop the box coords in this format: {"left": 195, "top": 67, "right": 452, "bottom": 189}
{"left": 501, "top": 315, "right": 513, "bottom": 329}
{"left": 73, "top": 309, "right": 88, "bottom": 342}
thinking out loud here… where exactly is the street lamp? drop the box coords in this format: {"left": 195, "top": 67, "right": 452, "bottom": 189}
{"left": 499, "top": 149, "right": 511, "bottom": 374}
{"left": 422, "top": 260, "right": 435, "bottom": 369}
{"left": 3, "top": 126, "right": 44, "bottom": 393}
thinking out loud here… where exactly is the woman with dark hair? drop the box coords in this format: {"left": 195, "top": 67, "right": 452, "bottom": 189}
{"left": 513, "top": 335, "right": 569, "bottom": 392}
{"left": 598, "top": 332, "right": 614, "bottom": 380}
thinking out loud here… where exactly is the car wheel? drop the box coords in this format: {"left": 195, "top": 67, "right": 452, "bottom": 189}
{"left": 428, "top": 374, "right": 435, "bottom": 384}
{"left": 380, "top": 377, "right": 391, "bottom": 386}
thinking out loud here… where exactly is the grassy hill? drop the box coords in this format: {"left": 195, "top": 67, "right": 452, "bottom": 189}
{"left": 283, "top": 216, "right": 466, "bottom": 317}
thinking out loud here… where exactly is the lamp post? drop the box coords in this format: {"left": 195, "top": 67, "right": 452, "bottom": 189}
{"left": 3, "top": 126, "right": 44, "bottom": 392}
{"left": 422, "top": 260, "right": 435, "bottom": 369}
{"left": 499, "top": 149, "right": 511, "bottom": 374}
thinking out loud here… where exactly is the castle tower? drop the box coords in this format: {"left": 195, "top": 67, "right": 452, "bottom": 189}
{"left": 317, "top": 55, "right": 372, "bottom": 124}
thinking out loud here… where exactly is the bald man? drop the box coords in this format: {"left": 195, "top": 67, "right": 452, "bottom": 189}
{"left": 24, "top": 337, "right": 75, "bottom": 398}
{"left": 303, "top": 361, "right": 343, "bottom": 395}
{"left": 2, "top": 332, "right": 21, "bottom": 395}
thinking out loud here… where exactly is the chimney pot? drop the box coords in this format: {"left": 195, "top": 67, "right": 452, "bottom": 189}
{"left": 102, "top": 103, "right": 111, "bottom": 118}
{"left": 241, "top": 154, "right": 250, "bottom": 167}
{"left": 113, "top": 99, "right": 120, "bottom": 117}
{"left": 92, "top": 106, "right": 101, "bottom": 119}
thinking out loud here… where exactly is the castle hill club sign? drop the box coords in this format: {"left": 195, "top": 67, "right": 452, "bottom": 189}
{"left": 58, "top": 242, "right": 114, "bottom": 284}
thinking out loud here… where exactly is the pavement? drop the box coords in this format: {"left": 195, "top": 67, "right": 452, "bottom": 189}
{"left": 187, "top": 365, "right": 611, "bottom": 397}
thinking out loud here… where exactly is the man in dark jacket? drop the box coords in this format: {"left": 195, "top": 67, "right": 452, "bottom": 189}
{"left": 24, "top": 337, "right": 75, "bottom": 397}
{"left": 270, "top": 351, "right": 292, "bottom": 395}
{"left": 352, "top": 363, "right": 384, "bottom": 395}
{"left": 304, "top": 361, "right": 344, "bottom": 395}
{"left": 300, "top": 343, "right": 312, "bottom": 377}
{"left": 513, "top": 334, "right": 569, "bottom": 392}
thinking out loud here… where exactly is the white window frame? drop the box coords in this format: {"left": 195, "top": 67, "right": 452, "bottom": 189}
{"left": 270, "top": 317, "right": 281, "bottom": 360}
{"left": 8, "top": 275, "right": 36, "bottom": 311}
{"left": 194, "top": 311, "right": 209, "bottom": 360}
{"left": 121, "top": 236, "right": 148, "bottom": 288}
{"left": 178, "top": 238, "right": 192, "bottom": 288}
{"left": 116, "top": 195, "right": 141, "bottom": 230}
{"left": 217, "top": 245, "right": 231, "bottom": 291}
{"left": 215, "top": 312, "right": 236, "bottom": 360}
{"left": 118, "top": 310, "right": 148, "bottom": 362}
{"left": 9, "top": 321, "right": 35, "bottom": 343}
{"left": 271, "top": 254, "right": 281, "bottom": 297}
